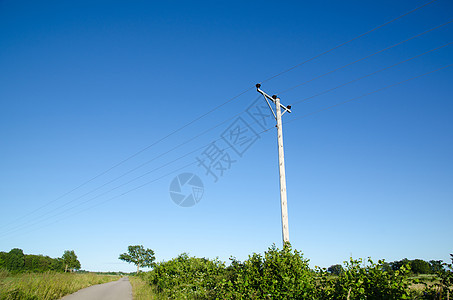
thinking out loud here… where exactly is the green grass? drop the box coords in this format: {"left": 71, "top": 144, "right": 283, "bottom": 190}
{"left": 129, "top": 276, "right": 159, "bottom": 300}
{"left": 0, "top": 269, "right": 120, "bottom": 300}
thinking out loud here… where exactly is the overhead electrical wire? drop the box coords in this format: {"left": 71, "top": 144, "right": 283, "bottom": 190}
{"left": 0, "top": 144, "right": 206, "bottom": 237}
{"left": 260, "top": 0, "right": 439, "bottom": 84}
{"left": 1, "top": 0, "right": 442, "bottom": 234}
{"left": 14, "top": 23, "right": 450, "bottom": 231}
{"left": 289, "top": 42, "right": 453, "bottom": 106}
{"left": 3, "top": 35, "right": 450, "bottom": 236}
{"left": 0, "top": 124, "right": 272, "bottom": 238}
{"left": 4, "top": 161, "right": 200, "bottom": 239}
{"left": 285, "top": 64, "right": 452, "bottom": 125}
{"left": 278, "top": 19, "right": 453, "bottom": 95}
{"left": 3, "top": 42, "right": 450, "bottom": 237}
{"left": 4, "top": 62, "right": 450, "bottom": 239}
{"left": 1, "top": 86, "right": 254, "bottom": 228}
{"left": 0, "top": 95, "right": 263, "bottom": 234}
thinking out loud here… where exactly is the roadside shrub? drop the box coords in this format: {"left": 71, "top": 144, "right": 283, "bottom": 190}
{"left": 316, "top": 258, "right": 412, "bottom": 300}
{"left": 146, "top": 243, "right": 315, "bottom": 299}
{"left": 141, "top": 245, "right": 453, "bottom": 299}
{"left": 146, "top": 253, "right": 226, "bottom": 299}
{"left": 217, "top": 243, "right": 315, "bottom": 299}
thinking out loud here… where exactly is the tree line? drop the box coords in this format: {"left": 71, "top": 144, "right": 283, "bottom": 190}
{"left": 327, "top": 258, "right": 445, "bottom": 276}
{"left": 0, "top": 248, "right": 81, "bottom": 273}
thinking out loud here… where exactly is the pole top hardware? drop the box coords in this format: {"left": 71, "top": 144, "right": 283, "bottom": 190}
{"left": 255, "top": 84, "right": 292, "bottom": 114}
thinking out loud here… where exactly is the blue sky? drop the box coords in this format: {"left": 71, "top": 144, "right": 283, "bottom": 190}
{"left": 1, "top": 0, "right": 452, "bottom": 272}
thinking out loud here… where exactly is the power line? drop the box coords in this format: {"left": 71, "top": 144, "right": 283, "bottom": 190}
{"left": 2, "top": 161, "right": 200, "bottom": 239}
{"left": 260, "top": 0, "right": 439, "bottom": 84}
{"left": 278, "top": 19, "right": 452, "bottom": 95}
{"left": 0, "top": 148, "right": 204, "bottom": 238}
{"left": 1, "top": 105, "right": 266, "bottom": 237}
{"left": 4, "top": 34, "right": 450, "bottom": 237}
{"left": 290, "top": 42, "right": 452, "bottom": 106}
{"left": 0, "top": 125, "right": 273, "bottom": 239}
{"left": 2, "top": 0, "right": 439, "bottom": 231}
{"left": 6, "top": 62, "right": 451, "bottom": 239}
{"left": 1, "top": 87, "right": 253, "bottom": 229}
{"left": 3, "top": 40, "right": 450, "bottom": 236}
{"left": 284, "top": 64, "right": 452, "bottom": 125}
{"left": 4, "top": 62, "right": 450, "bottom": 238}
{"left": 1, "top": 95, "right": 262, "bottom": 233}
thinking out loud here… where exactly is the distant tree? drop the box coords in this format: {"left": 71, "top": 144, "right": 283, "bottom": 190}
{"left": 51, "top": 257, "right": 64, "bottom": 272}
{"left": 62, "top": 250, "right": 81, "bottom": 272}
{"left": 429, "top": 260, "right": 444, "bottom": 273}
{"left": 327, "top": 264, "right": 344, "bottom": 276}
{"left": 431, "top": 253, "right": 453, "bottom": 298}
{"left": 24, "top": 254, "right": 59, "bottom": 272}
{"left": 0, "top": 251, "right": 7, "bottom": 269}
{"left": 390, "top": 258, "right": 410, "bottom": 271}
{"left": 411, "top": 259, "right": 431, "bottom": 274}
{"left": 381, "top": 261, "right": 392, "bottom": 273}
{"left": 6, "top": 248, "right": 25, "bottom": 271}
{"left": 119, "top": 245, "right": 155, "bottom": 273}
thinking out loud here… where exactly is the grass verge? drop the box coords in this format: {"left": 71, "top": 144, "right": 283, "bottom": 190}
{"left": 0, "top": 270, "right": 120, "bottom": 300}
{"left": 129, "top": 276, "right": 159, "bottom": 300}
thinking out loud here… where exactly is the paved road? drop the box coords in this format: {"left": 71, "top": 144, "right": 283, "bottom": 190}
{"left": 61, "top": 277, "right": 132, "bottom": 300}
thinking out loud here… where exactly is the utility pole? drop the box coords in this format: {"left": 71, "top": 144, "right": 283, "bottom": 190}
{"left": 256, "top": 83, "right": 292, "bottom": 245}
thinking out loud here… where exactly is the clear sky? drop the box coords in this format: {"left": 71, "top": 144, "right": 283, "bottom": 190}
{"left": 1, "top": 0, "right": 452, "bottom": 272}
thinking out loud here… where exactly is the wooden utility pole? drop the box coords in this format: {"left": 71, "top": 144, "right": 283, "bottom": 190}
{"left": 256, "top": 84, "right": 291, "bottom": 245}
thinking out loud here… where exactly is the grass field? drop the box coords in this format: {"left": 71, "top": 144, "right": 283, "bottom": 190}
{"left": 0, "top": 269, "right": 120, "bottom": 300}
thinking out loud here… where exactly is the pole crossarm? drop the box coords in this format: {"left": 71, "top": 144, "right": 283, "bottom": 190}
{"left": 256, "top": 84, "right": 292, "bottom": 117}
{"left": 255, "top": 83, "right": 291, "bottom": 245}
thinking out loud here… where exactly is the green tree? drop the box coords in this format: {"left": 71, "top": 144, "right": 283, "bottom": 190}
{"left": 62, "top": 250, "right": 81, "bottom": 272}
{"left": 410, "top": 259, "right": 431, "bottom": 274}
{"left": 0, "top": 251, "right": 7, "bottom": 269}
{"left": 328, "top": 264, "right": 345, "bottom": 276}
{"left": 390, "top": 258, "right": 410, "bottom": 271}
{"left": 119, "top": 245, "right": 155, "bottom": 273}
{"left": 24, "top": 254, "right": 58, "bottom": 272}
{"left": 51, "top": 257, "right": 64, "bottom": 272}
{"left": 429, "top": 260, "right": 444, "bottom": 273}
{"left": 6, "top": 248, "right": 25, "bottom": 271}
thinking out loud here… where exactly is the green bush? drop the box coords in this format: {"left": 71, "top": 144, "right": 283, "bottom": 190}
{"left": 217, "top": 243, "right": 314, "bottom": 299}
{"left": 318, "top": 258, "right": 412, "bottom": 300}
{"left": 145, "top": 253, "right": 226, "bottom": 299}
{"left": 146, "top": 243, "right": 315, "bottom": 299}
{"left": 140, "top": 245, "right": 452, "bottom": 299}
